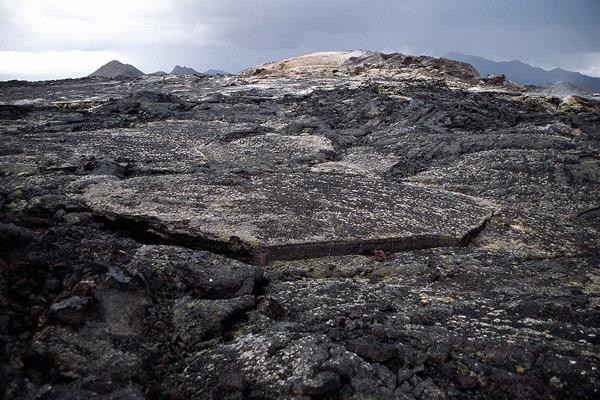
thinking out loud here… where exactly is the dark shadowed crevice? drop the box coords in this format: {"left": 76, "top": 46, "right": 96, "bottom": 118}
{"left": 94, "top": 213, "right": 491, "bottom": 266}
{"left": 93, "top": 215, "right": 254, "bottom": 262}
{"left": 460, "top": 214, "right": 494, "bottom": 246}
{"left": 576, "top": 206, "right": 600, "bottom": 221}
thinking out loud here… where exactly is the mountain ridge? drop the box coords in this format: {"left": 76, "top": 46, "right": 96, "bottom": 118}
{"left": 445, "top": 51, "right": 600, "bottom": 92}
{"left": 170, "top": 65, "right": 202, "bottom": 75}
{"left": 203, "top": 68, "right": 229, "bottom": 76}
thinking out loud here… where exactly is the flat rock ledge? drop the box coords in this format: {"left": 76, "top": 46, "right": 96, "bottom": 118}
{"left": 82, "top": 172, "right": 494, "bottom": 264}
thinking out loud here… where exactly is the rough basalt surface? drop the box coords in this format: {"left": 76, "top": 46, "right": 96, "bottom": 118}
{"left": 82, "top": 172, "right": 494, "bottom": 264}
{"left": 1, "top": 51, "right": 600, "bottom": 399}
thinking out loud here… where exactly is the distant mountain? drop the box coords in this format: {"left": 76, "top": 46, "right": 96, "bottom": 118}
{"left": 445, "top": 52, "right": 600, "bottom": 93}
{"left": 88, "top": 60, "right": 144, "bottom": 78}
{"left": 203, "top": 69, "right": 230, "bottom": 76}
{"left": 170, "top": 65, "right": 202, "bottom": 75}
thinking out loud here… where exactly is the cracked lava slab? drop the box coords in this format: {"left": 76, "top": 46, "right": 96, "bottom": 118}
{"left": 82, "top": 172, "right": 494, "bottom": 263}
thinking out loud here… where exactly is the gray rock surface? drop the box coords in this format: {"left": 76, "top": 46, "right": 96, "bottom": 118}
{"left": 1, "top": 50, "right": 599, "bottom": 399}
{"left": 83, "top": 172, "right": 493, "bottom": 263}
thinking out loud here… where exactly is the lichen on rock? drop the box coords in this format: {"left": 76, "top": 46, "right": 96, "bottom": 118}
{"left": 1, "top": 50, "right": 599, "bottom": 399}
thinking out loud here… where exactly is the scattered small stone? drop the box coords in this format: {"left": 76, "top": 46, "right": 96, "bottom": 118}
{"left": 172, "top": 295, "right": 255, "bottom": 345}
{"left": 257, "top": 296, "right": 285, "bottom": 319}
{"left": 481, "top": 73, "right": 507, "bottom": 86}
{"left": 294, "top": 371, "right": 342, "bottom": 396}
{"left": 62, "top": 212, "right": 92, "bottom": 225}
{"left": 397, "top": 368, "right": 414, "bottom": 383}
{"left": 373, "top": 249, "right": 387, "bottom": 261}
{"left": 347, "top": 336, "right": 397, "bottom": 363}
{"left": 49, "top": 296, "right": 91, "bottom": 325}
{"left": 71, "top": 280, "right": 96, "bottom": 295}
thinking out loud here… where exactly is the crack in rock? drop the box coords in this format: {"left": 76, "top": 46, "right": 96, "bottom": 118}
{"left": 82, "top": 172, "right": 494, "bottom": 264}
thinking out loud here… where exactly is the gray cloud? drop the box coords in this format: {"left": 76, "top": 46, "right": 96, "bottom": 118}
{"left": 0, "top": 0, "right": 599, "bottom": 79}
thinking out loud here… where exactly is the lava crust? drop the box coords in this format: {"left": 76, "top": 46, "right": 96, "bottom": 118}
{"left": 1, "top": 51, "right": 600, "bottom": 399}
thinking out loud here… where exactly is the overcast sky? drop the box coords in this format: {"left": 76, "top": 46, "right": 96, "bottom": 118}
{"left": 1, "top": 0, "right": 599, "bottom": 80}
